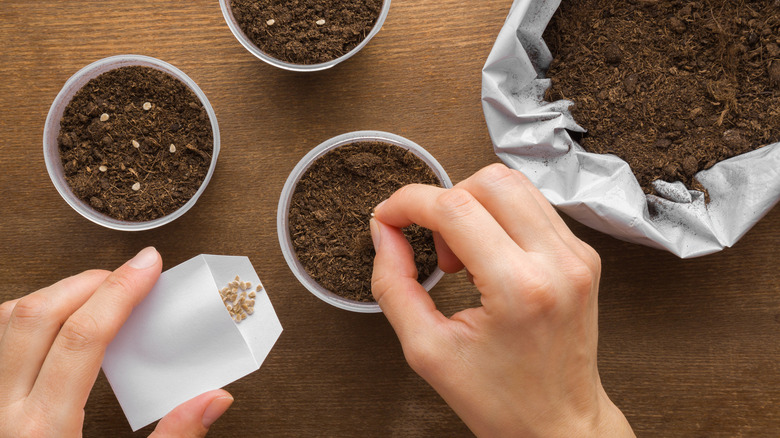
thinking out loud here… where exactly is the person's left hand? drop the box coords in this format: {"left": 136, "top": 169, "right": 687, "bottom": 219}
{"left": 0, "top": 247, "right": 233, "bottom": 437}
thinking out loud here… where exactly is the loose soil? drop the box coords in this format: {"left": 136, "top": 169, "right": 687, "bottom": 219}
{"left": 231, "top": 0, "right": 382, "bottom": 64}
{"left": 58, "top": 66, "right": 213, "bottom": 222}
{"left": 544, "top": 0, "right": 780, "bottom": 193}
{"left": 289, "top": 142, "right": 440, "bottom": 302}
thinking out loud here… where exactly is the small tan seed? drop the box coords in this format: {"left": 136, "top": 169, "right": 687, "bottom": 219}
{"left": 169, "top": 144, "right": 176, "bottom": 153}
{"left": 316, "top": 19, "right": 326, "bottom": 25}
{"left": 255, "top": 285, "right": 263, "bottom": 292}
{"left": 98, "top": 165, "right": 107, "bottom": 172}
{"left": 246, "top": 282, "right": 252, "bottom": 289}
{"left": 143, "top": 102, "right": 152, "bottom": 111}
{"left": 132, "top": 182, "right": 141, "bottom": 191}
{"left": 131, "top": 140, "right": 140, "bottom": 148}
{"left": 100, "top": 113, "right": 109, "bottom": 122}
{"left": 266, "top": 19, "right": 275, "bottom": 26}
{"left": 248, "top": 291, "right": 256, "bottom": 298}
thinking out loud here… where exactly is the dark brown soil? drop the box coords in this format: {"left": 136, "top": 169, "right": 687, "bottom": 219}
{"left": 544, "top": 0, "right": 780, "bottom": 193}
{"left": 58, "top": 66, "right": 213, "bottom": 222}
{"left": 289, "top": 141, "right": 440, "bottom": 302}
{"left": 230, "top": 0, "right": 382, "bottom": 65}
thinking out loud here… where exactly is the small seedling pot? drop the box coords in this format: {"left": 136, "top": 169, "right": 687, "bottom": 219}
{"left": 43, "top": 55, "right": 220, "bottom": 231}
{"left": 219, "top": 0, "right": 391, "bottom": 72}
{"left": 277, "top": 131, "right": 452, "bottom": 313}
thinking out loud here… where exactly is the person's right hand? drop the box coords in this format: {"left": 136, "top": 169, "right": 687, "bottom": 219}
{"left": 370, "top": 164, "right": 634, "bottom": 437}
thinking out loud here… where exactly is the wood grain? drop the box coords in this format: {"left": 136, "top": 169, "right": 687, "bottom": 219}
{"left": 0, "top": 0, "right": 777, "bottom": 436}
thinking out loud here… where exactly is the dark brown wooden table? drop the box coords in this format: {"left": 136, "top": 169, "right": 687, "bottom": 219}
{"left": 1, "top": 1, "right": 778, "bottom": 436}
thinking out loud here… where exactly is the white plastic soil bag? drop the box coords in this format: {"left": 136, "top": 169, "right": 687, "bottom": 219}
{"left": 481, "top": 0, "right": 780, "bottom": 258}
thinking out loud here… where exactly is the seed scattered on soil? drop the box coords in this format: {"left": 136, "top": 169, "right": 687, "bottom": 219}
{"left": 169, "top": 144, "right": 176, "bottom": 153}
{"left": 99, "top": 165, "right": 107, "bottom": 172}
{"left": 231, "top": 0, "right": 382, "bottom": 64}
{"left": 131, "top": 182, "right": 141, "bottom": 191}
{"left": 142, "top": 102, "right": 152, "bottom": 111}
{"left": 57, "top": 66, "right": 213, "bottom": 221}
{"left": 100, "top": 113, "right": 109, "bottom": 122}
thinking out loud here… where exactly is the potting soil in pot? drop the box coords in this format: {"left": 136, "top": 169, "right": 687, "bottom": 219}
{"left": 289, "top": 142, "right": 439, "bottom": 302}
{"left": 58, "top": 66, "right": 213, "bottom": 222}
{"left": 230, "top": 0, "right": 382, "bottom": 64}
{"left": 543, "top": 0, "right": 780, "bottom": 194}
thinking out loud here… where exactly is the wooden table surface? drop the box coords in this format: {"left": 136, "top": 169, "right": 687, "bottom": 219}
{"left": 0, "top": 1, "right": 778, "bottom": 436}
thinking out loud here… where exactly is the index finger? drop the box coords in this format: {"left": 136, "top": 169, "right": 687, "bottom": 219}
{"left": 29, "top": 247, "right": 162, "bottom": 419}
{"left": 373, "top": 184, "right": 529, "bottom": 293}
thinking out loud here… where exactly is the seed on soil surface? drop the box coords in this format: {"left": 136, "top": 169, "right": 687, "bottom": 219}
{"left": 132, "top": 182, "right": 141, "bottom": 191}
{"left": 169, "top": 144, "right": 176, "bottom": 153}
{"left": 100, "top": 113, "right": 109, "bottom": 122}
{"left": 142, "top": 102, "right": 152, "bottom": 111}
{"left": 316, "top": 19, "right": 326, "bottom": 25}
{"left": 99, "top": 165, "right": 108, "bottom": 172}
{"left": 131, "top": 139, "right": 140, "bottom": 148}
{"left": 266, "top": 19, "right": 275, "bottom": 25}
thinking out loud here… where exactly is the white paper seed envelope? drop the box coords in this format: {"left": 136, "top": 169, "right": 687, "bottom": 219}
{"left": 102, "top": 255, "right": 283, "bottom": 431}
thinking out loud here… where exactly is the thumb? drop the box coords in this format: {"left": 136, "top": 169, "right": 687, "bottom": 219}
{"left": 149, "top": 390, "right": 233, "bottom": 438}
{"left": 370, "top": 218, "right": 446, "bottom": 343}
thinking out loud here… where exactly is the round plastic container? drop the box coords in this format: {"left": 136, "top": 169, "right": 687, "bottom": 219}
{"left": 277, "top": 131, "right": 453, "bottom": 313}
{"left": 220, "top": 0, "right": 391, "bottom": 72}
{"left": 43, "top": 55, "right": 220, "bottom": 231}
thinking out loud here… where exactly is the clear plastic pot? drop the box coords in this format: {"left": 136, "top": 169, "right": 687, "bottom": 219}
{"left": 277, "top": 131, "right": 452, "bottom": 312}
{"left": 219, "top": 0, "right": 391, "bottom": 72}
{"left": 43, "top": 55, "right": 220, "bottom": 231}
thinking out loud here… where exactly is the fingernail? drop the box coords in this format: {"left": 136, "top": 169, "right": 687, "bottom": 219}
{"left": 369, "top": 218, "right": 381, "bottom": 248}
{"left": 128, "top": 247, "right": 159, "bottom": 270}
{"left": 202, "top": 395, "right": 234, "bottom": 428}
{"left": 373, "top": 199, "right": 387, "bottom": 214}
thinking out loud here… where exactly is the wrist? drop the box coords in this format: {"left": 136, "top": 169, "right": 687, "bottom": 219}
{"left": 590, "top": 390, "right": 634, "bottom": 438}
